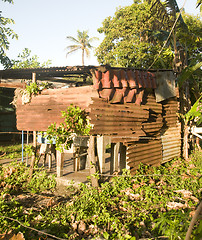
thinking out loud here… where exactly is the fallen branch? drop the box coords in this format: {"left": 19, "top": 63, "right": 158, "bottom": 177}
{"left": 185, "top": 201, "right": 202, "bottom": 240}
{"left": 0, "top": 152, "right": 6, "bottom": 157}
{"left": 0, "top": 215, "right": 67, "bottom": 240}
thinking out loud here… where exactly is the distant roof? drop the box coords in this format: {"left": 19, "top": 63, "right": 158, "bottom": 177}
{"left": 0, "top": 65, "right": 173, "bottom": 80}
{"left": 0, "top": 66, "right": 97, "bottom": 80}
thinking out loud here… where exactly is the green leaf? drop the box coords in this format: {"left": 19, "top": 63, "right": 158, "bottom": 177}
{"left": 103, "top": 231, "right": 110, "bottom": 239}
{"left": 178, "top": 62, "right": 202, "bottom": 87}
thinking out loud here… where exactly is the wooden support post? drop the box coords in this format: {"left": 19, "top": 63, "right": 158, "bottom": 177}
{"left": 110, "top": 143, "right": 115, "bottom": 175}
{"left": 29, "top": 129, "right": 37, "bottom": 181}
{"left": 26, "top": 131, "right": 29, "bottom": 166}
{"left": 73, "top": 147, "right": 80, "bottom": 172}
{"left": 119, "top": 143, "right": 126, "bottom": 173}
{"left": 110, "top": 142, "right": 120, "bottom": 175}
{"left": 97, "top": 135, "right": 106, "bottom": 174}
{"left": 88, "top": 136, "right": 99, "bottom": 187}
{"left": 56, "top": 150, "right": 64, "bottom": 177}
{"left": 48, "top": 154, "right": 52, "bottom": 171}
{"left": 29, "top": 72, "right": 37, "bottom": 180}
{"left": 114, "top": 142, "right": 120, "bottom": 173}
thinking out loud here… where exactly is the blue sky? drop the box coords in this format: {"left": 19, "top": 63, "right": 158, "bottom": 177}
{"left": 0, "top": 0, "right": 200, "bottom": 69}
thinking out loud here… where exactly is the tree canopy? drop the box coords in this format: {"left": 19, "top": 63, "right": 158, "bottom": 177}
{"left": 95, "top": 0, "right": 201, "bottom": 71}
{"left": 12, "top": 48, "right": 52, "bottom": 69}
{"left": 0, "top": 0, "right": 18, "bottom": 68}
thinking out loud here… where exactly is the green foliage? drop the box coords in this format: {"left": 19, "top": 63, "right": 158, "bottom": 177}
{"left": 0, "top": 0, "right": 18, "bottom": 68}
{"left": 0, "top": 150, "right": 201, "bottom": 239}
{"left": 95, "top": 1, "right": 175, "bottom": 69}
{"left": 0, "top": 162, "right": 28, "bottom": 194}
{"left": 46, "top": 104, "right": 91, "bottom": 151}
{"left": 96, "top": 1, "right": 201, "bottom": 71}
{"left": 153, "top": 210, "right": 191, "bottom": 239}
{"left": 28, "top": 171, "right": 56, "bottom": 194}
{"left": 178, "top": 96, "right": 202, "bottom": 125}
{"left": 178, "top": 62, "right": 202, "bottom": 88}
{"left": 24, "top": 144, "right": 35, "bottom": 157}
{"left": 176, "top": 13, "right": 202, "bottom": 101}
{"left": 0, "top": 161, "right": 56, "bottom": 194}
{"left": 12, "top": 48, "right": 52, "bottom": 69}
{"left": 25, "top": 82, "right": 40, "bottom": 95}
{"left": 25, "top": 81, "right": 51, "bottom": 96}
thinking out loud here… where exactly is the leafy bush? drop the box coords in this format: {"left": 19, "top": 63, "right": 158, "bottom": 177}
{"left": 46, "top": 104, "right": 91, "bottom": 151}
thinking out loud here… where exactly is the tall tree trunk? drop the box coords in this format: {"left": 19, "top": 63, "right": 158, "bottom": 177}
{"left": 82, "top": 49, "right": 84, "bottom": 66}
{"left": 183, "top": 123, "right": 189, "bottom": 160}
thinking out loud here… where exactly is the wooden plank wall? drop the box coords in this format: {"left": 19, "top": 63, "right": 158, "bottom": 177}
{"left": 16, "top": 86, "right": 98, "bottom": 131}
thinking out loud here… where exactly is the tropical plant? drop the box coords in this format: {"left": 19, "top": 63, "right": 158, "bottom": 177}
{"left": 65, "top": 30, "right": 98, "bottom": 66}
{"left": 196, "top": 0, "right": 202, "bottom": 13}
{"left": 0, "top": 0, "right": 18, "bottom": 68}
{"left": 178, "top": 96, "right": 202, "bottom": 159}
{"left": 46, "top": 104, "right": 91, "bottom": 151}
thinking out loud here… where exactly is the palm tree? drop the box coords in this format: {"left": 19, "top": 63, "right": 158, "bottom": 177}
{"left": 65, "top": 30, "right": 98, "bottom": 66}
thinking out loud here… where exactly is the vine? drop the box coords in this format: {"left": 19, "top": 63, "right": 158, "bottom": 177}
{"left": 45, "top": 104, "right": 91, "bottom": 151}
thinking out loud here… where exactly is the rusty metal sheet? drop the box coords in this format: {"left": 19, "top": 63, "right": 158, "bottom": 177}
{"left": 126, "top": 139, "right": 162, "bottom": 174}
{"left": 161, "top": 125, "right": 181, "bottom": 163}
{"left": 155, "top": 71, "right": 176, "bottom": 102}
{"left": 162, "top": 97, "right": 179, "bottom": 127}
{"left": 16, "top": 86, "right": 98, "bottom": 131}
{"left": 141, "top": 92, "right": 163, "bottom": 135}
{"left": 89, "top": 97, "right": 149, "bottom": 141}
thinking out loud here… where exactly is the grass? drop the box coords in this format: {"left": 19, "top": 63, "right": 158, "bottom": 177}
{"left": 0, "top": 143, "right": 22, "bottom": 160}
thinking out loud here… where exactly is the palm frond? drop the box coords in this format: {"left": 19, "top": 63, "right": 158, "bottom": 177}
{"left": 84, "top": 48, "right": 90, "bottom": 58}
{"left": 66, "top": 36, "right": 80, "bottom": 44}
{"left": 65, "top": 45, "right": 81, "bottom": 57}
{"left": 178, "top": 61, "right": 202, "bottom": 87}
{"left": 146, "top": 0, "right": 188, "bottom": 31}
{"left": 164, "top": 0, "right": 188, "bottom": 30}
